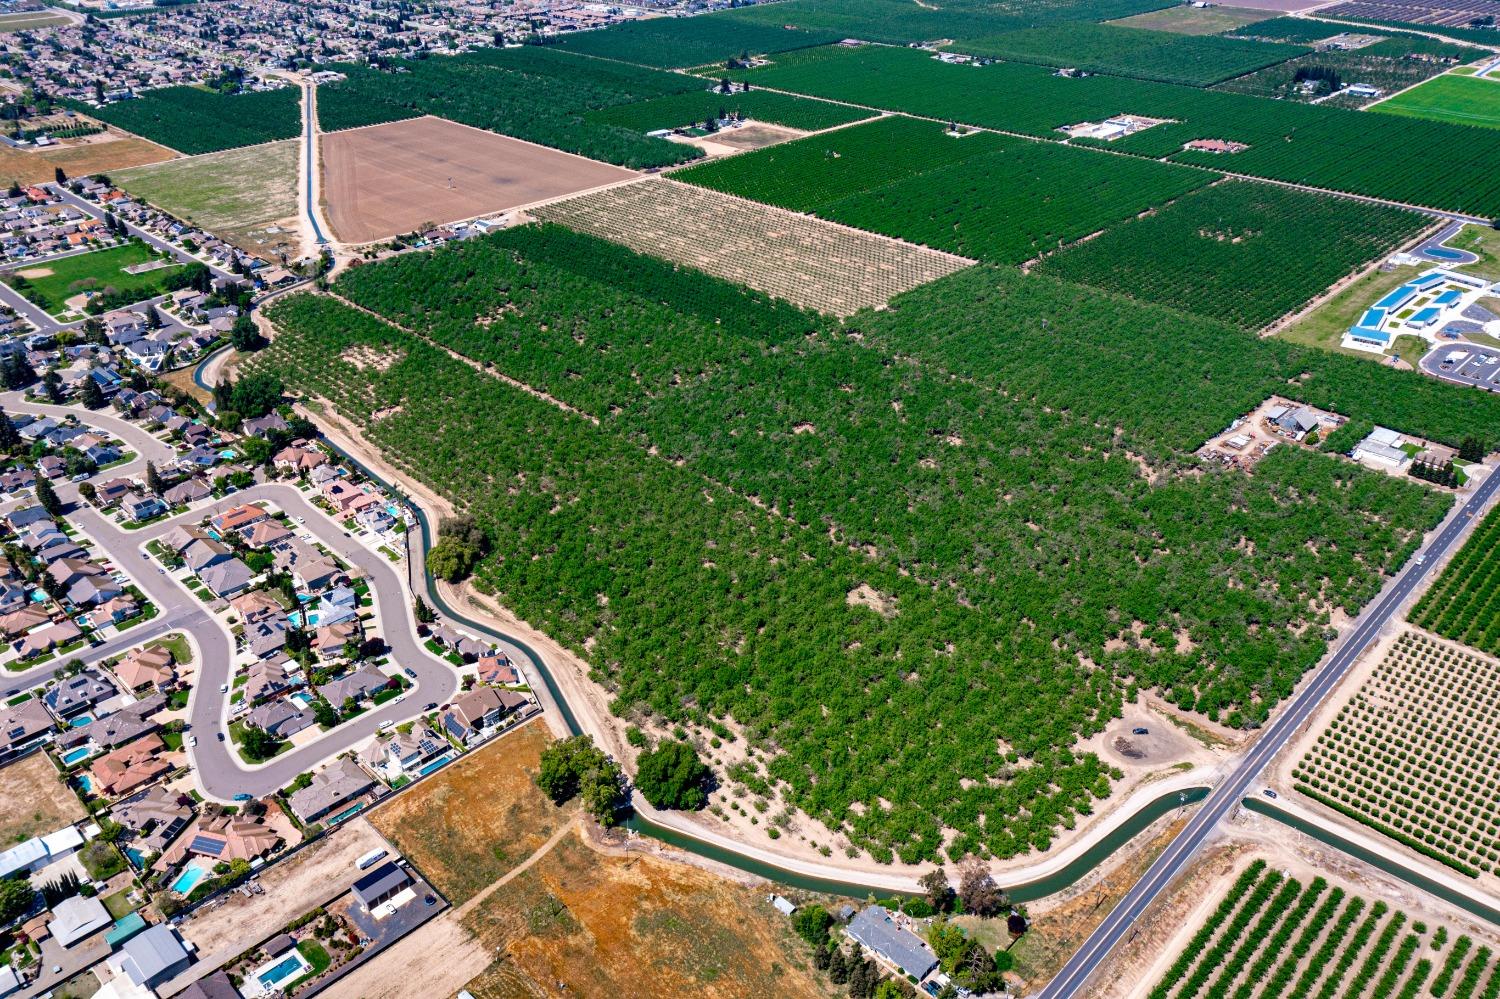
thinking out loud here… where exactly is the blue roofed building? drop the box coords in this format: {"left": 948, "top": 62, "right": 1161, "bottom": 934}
{"left": 1375, "top": 284, "right": 1418, "bottom": 311}
{"left": 1407, "top": 306, "right": 1442, "bottom": 329}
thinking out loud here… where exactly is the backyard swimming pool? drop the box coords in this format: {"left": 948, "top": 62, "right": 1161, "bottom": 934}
{"left": 416, "top": 753, "right": 454, "bottom": 777}
{"left": 253, "top": 950, "right": 311, "bottom": 993}
{"left": 170, "top": 864, "right": 207, "bottom": 896}
{"left": 290, "top": 691, "right": 314, "bottom": 708}
{"left": 60, "top": 746, "right": 92, "bottom": 766}
{"left": 68, "top": 714, "right": 95, "bottom": 728}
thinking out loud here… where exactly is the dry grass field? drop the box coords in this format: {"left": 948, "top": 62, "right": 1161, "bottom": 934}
{"left": 533, "top": 178, "right": 972, "bottom": 315}
{"left": 116, "top": 139, "right": 299, "bottom": 258}
{"left": 366, "top": 720, "right": 574, "bottom": 904}
{"left": 0, "top": 751, "right": 86, "bottom": 845}
{"left": 458, "top": 829, "right": 839, "bottom": 999}
{"left": 0, "top": 132, "right": 174, "bottom": 186}
{"left": 320, "top": 116, "right": 636, "bottom": 244}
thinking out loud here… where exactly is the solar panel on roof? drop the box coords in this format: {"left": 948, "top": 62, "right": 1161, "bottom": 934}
{"left": 189, "top": 836, "right": 226, "bottom": 856}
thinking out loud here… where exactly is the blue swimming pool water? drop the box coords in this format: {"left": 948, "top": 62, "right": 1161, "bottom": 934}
{"left": 291, "top": 691, "right": 314, "bottom": 708}
{"left": 257, "top": 953, "right": 307, "bottom": 989}
{"left": 326, "top": 802, "right": 366, "bottom": 826}
{"left": 76, "top": 774, "right": 93, "bottom": 793}
{"left": 29, "top": 590, "right": 47, "bottom": 603}
{"left": 289, "top": 610, "right": 320, "bottom": 628}
{"left": 219, "top": 449, "right": 236, "bottom": 460}
{"left": 69, "top": 714, "right": 95, "bottom": 728}
{"left": 126, "top": 846, "right": 146, "bottom": 868}
{"left": 60, "top": 747, "right": 92, "bottom": 766}
{"left": 170, "top": 865, "right": 207, "bottom": 896}
{"left": 1428, "top": 247, "right": 1464, "bottom": 260}
{"left": 417, "top": 753, "right": 454, "bottom": 777}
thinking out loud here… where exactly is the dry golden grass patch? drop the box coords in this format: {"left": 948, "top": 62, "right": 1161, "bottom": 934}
{"left": 0, "top": 751, "right": 86, "bottom": 845}
{"left": 459, "top": 829, "right": 838, "bottom": 999}
{"left": 0, "top": 133, "right": 175, "bottom": 186}
{"left": 367, "top": 720, "right": 574, "bottom": 904}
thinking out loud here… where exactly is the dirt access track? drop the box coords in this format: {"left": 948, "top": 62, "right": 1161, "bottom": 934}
{"left": 320, "top": 115, "right": 636, "bottom": 244}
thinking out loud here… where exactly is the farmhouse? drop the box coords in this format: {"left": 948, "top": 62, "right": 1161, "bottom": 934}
{"left": 846, "top": 906, "right": 939, "bottom": 981}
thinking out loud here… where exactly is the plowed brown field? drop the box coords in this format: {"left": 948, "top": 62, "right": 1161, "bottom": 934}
{"left": 320, "top": 116, "right": 636, "bottom": 244}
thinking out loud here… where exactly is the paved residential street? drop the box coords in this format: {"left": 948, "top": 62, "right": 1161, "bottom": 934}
{"left": 0, "top": 395, "right": 459, "bottom": 797}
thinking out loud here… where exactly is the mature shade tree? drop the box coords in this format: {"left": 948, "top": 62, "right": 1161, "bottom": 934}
{"left": 919, "top": 870, "right": 955, "bottom": 914}
{"left": 0, "top": 406, "right": 19, "bottom": 454}
{"left": 535, "top": 734, "right": 628, "bottom": 826}
{"left": 0, "top": 876, "right": 34, "bottom": 923}
{"left": 633, "top": 740, "right": 711, "bottom": 810}
{"left": 145, "top": 460, "right": 162, "bottom": 495}
{"left": 230, "top": 315, "right": 264, "bottom": 352}
{"left": 958, "top": 857, "right": 1009, "bottom": 918}
{"left": 792, "top": 904, "right": 832, "bottom": 947}
{"left": 34, "top": 474, "right": 62, "bottom": 518}
{"left": 828, "top": 946, "right": 850, "bottom": 985}
{"left": 80, "top": 377, "right": 105, "bottom": 410}
{"left": 239, "top": 725, "right": 280, "bottom": 761}
{"left": 428, "top": 514, "right": 490, "bottom": 582}
{"left": 0, "top": 353, "right": 33, "bottom": 390}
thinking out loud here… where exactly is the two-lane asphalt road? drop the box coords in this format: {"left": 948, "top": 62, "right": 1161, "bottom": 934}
{"left": 1042, "top": 464, "right": 1500, "bottom": 998}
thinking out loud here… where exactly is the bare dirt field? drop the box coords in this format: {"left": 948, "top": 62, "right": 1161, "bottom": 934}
{"left": 0, "top": 751, "right": 85, "bottom": 845}
{"left": 0, "top": 132, "right": 175, "bottom": 186}
{"left": 366, "top": 718, "right": 575, "bottom": 904}
{"left": 315, "top": 909, "right": 492, "bottom": 999}
{"left": 176, "top": 816, "right": 390, "bottom": 962}
{"left": 457, "top": 827, "right": 840, "bottom": 999}
{"left": 320, "top": 116, "right": 636, "bottom": 244}
{"left": 533, "top": 178, "right": 973, "bottom": 316}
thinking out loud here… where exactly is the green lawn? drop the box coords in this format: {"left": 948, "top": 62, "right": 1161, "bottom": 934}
{"left": 1372, "top": 74, "right": 1500, "bottom": 130}
{"left": 149, "top": 632, "right": 192, "bottom": 666}
{"left": 1445, "top": 225, "right": 1500, "bottom": 281}
{"left": 6, "top": 243, "right": 184, "bottom": 317}
{"left": 1277, "top": 262, "right": 1419, "bottom": 356}
{"left": 102, "top": 890, "right": 136, "bottom": 919}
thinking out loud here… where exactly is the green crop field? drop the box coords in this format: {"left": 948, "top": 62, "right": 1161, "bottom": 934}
{"left": 548, "top": 15, "right": 839, "bottom": 68}
{"left": 314, "top": 50, "right": 705, "bottom": 168}
{"left": 77, "top": 85, "right": 301, "bottom": 155}
{"left": 957, "top": 23, "right": 1307, "bottom": 86}
{"left": 1149, "top": 859, "right": 1497, "bottom": 999}
{"left": 1372, "top": 73, "right": 1500, "bottom": 130}
{"left": 1035, "top": 181, "right": 1429, "bottom": 329}
{"left": 5, "top": 243, "right": 183, "bottom": 317}
{"left": 1413, "top": 504, "right": 1500, "bottom": 654}
{"left": 677, "top": 116, "right": 1213, "bottom": 264}
{"left": 1297, "top": 631, "right": 1500, "bottom": 879}
{"left": 243, "top": 217, "right": 1500, "bottom": 862}
{"left": 730, "top": 43, "right": 1500, "bottom": 218}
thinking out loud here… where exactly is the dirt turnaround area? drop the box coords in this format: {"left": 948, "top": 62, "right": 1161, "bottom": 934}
{"left": 320, "top": 115, "right": 636, "bottom": 244}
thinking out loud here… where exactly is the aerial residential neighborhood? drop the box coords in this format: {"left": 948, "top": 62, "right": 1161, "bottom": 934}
{"left": 4, "top": 0, "right": 1500, "bottom": 996}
